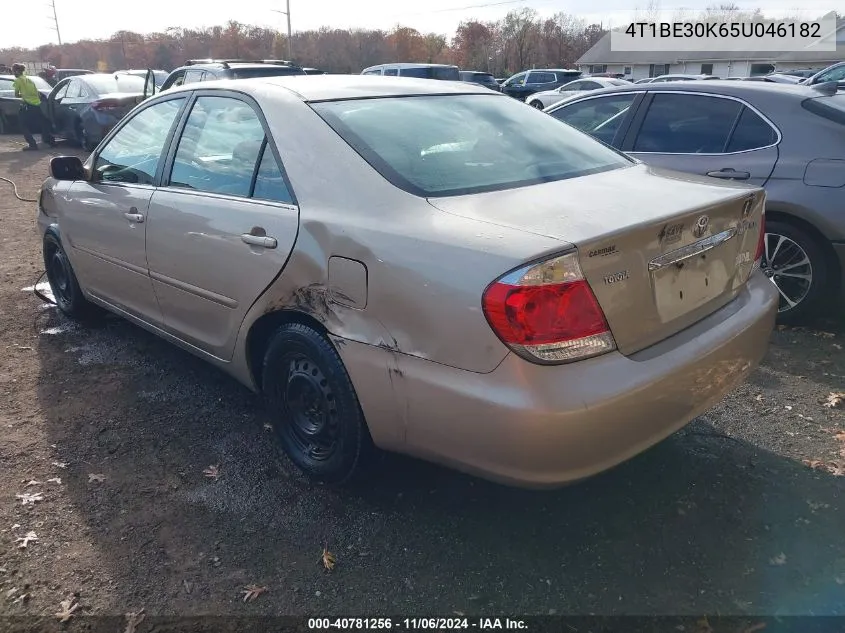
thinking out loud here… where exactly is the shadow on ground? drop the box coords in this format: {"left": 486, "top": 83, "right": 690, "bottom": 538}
{"left": 31, "top": 303, "right": 845, "bottom": 616}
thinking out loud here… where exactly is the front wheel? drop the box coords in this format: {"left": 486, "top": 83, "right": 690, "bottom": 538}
{"left": 529, "top": 99, "right": 544, "bottom": 109}
{"left": 761, "top": 219, "right": 830, "bottom": 324}
{"left": 262, "top": 323, "right": 372, "bottom": 484}
{"left": 42, "top": 231, "right": 99, "bottom": 320}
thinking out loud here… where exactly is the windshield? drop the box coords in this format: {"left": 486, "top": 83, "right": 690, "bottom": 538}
{"left": 84, "top": 75, "right": 145, "bottom": 94}
{"left": 231, "top": 66, "right": 305, "bottom": 79}
{"left": 401, "top": 66, "right": 460, "bottom": 80}
{"left": 312, "top": 94, "right": 632, "bottom": 197}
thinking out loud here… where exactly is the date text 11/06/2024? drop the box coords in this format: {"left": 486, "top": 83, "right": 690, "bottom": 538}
{"left": 308, "top": 618, "right": 528, "bottom": 630}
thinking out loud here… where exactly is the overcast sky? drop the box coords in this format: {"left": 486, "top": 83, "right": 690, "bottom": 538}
{"left": 1, "top": 0, "right": 835, "bottom": 49}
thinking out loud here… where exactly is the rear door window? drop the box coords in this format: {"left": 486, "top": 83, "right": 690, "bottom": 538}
{"left": 725, "top": 107, "right": 778, "bottom": 152}
{"left": 632, "top": 93, "right": 742, "bottom": 153}
{"left": 384, "top": 68, "right": 399, "bottom": 76}
{"left": 252, "top": 146, "right": 294, "bottom": 204}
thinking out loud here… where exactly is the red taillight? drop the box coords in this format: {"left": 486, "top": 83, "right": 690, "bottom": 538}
{"left": 482, "top": 252, "right": 616, "bottom": 364}
{"left": 754, "top": 212, "right": 766, "bottom": 264}
{"left": 92, "top": 98, "right": 122, "bottom": 111}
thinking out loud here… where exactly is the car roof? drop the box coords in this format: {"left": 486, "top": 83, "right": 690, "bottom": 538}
{"left": 365, "top": 63, "right": 458, "bottom": 69}
{"left": 175, "top": 62, "right": 300, "bottom": 72}
{"left": 165, "top": 74, "right": 496, "bottom": 102}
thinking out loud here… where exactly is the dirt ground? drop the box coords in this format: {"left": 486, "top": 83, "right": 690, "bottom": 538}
{"left": 1, "top": 134, "right": 845, "bottom": 622}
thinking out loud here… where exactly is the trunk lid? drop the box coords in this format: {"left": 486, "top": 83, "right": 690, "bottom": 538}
{"left": 428, "top": 164, "right": 764, "bottom": 355}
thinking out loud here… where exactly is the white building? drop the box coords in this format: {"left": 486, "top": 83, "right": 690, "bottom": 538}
{"left": 576, "top": 18, "right": 845, "bottom": 79}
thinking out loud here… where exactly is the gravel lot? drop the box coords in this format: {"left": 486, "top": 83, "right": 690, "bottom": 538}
{"left": 1, "top": 134, "right": 844, "bottom": 621}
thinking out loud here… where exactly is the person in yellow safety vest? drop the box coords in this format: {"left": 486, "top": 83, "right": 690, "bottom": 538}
{"left": 12, "top": 63, "right": 55, "bottom": 151}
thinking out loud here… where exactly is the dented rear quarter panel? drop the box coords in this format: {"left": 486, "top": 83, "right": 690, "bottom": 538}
{"left": 229, "top": 83, "right": 564, "bottom": 393}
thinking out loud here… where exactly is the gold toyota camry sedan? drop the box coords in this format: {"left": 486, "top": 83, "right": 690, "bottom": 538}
{"left": 37, "top": 75, "right": 778, "bottom": 488}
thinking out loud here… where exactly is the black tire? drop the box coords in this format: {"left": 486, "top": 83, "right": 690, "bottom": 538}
{"left": 73, "top": 119, "right": 94, "bottom": 151}
{"left": 262, "top": 323, "right": 372, "bottom": 484}
{"left": 762, "top": 219, "right": 831, "bottom": 325}
{"left": 529, "top": 99, "right": 544, "bottom": 109}
{"left": 42, "top": 231, "right": 99, "bottom": 320}
{"left": 0, "top": 112, "right": 7, "bottom": 134}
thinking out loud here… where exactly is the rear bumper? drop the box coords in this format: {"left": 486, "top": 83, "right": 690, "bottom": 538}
{"left": 341, "top": 272, "right": 778, "bottom": 488}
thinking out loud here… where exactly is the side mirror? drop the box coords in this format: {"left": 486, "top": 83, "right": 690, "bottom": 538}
{"left": 143, "top": 69, "right": 157, "bottom": 100}
{"left": 49, "top": 156, "right": 86, "bottom": 181}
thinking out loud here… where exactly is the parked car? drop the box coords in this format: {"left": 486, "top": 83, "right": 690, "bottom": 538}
{"left": 801, "top": 62, "right": 845, "bottom": 89}
{"left": 782, "top": 68, "right": 822, "bottom": 79}
{"left": 45, "top": 73, "right": 146, "bottom": 150}
{"left": 42, "top": 68, "right": 94, "bottom": 86}
{"left": 155, "top": 59, "right": 307, "bottom": 93}
{"left": 459, "top": 70, "right": 500, "bottom": 91}
{"left": 545, "top": 80, "right": 845, "bottom": 322}
{"left": 725, "top": 74, "right": 801, "bottom": 84}
{"left": 527, "top": 77, "right": 630, "bottom": 109}
{"left": 302, "top": 67, "right": 328, "bottom": 75}
{"left": 0, "top": 73, "right": 52, "bottom": 133}
{"left": 38, "top": 75, "right": 775, "bottom": 487}
{"left": 500, "top": 68, "right": 582, "bottom": 100}
{"left": 361, "top": 63, "right": 460, "bottom": 80}
{"left": 116, "top": 69, "right": 168, "bottom": 87}
{"left": 649, "top": 74, "right": 721, "bottom": 83}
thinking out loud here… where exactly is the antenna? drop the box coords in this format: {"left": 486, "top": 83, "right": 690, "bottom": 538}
{"left": 48, "top": 0, "right": 62, "bottom": 45}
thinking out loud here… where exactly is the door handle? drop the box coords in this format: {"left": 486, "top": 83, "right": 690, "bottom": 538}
{"left": 123, "top": 212, "right": 144, "bottom": 223}
{"left": 706, "top": 168, "right": 751, "bottom": 180}
{"left": 241, "top": 233, "right": 277, "bottom": 249}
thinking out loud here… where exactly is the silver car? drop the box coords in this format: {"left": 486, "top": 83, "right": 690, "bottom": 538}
{"left": 545, "top": 80, "right": 845, "bottom": 322}
{"left": 526, "top": 77, "right": 630, "bottom": 109}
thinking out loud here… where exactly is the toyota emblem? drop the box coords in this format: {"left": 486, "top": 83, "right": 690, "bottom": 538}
{"left": 692, "top": 215, "right": 710, "bottom": 238}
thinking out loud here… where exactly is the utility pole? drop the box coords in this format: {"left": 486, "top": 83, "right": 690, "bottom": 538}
{"left": 48, "top": 0, "right": 62, "bottom": 45}
{"left": 272, "top": 0, "right": 292, "bottom": 60}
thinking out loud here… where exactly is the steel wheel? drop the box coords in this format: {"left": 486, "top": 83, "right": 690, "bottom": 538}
{"left": 281, "top": 354, "right": 340, "bottom": 462}
{"left": 262, "top": 322, "right": 372, "bottom": 484}
{"left": 761, "top": 231, "right": 812, "bottom": 314}
{"left": 45, "top": 240, "right": 74, "bottom": 307}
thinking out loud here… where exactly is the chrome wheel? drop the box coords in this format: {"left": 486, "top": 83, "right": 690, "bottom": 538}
{"left": 761, "top": 231, "right": 813, "bottom": 313}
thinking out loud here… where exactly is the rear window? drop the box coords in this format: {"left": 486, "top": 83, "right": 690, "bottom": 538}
{"left": 84, "top": 75, "right": 145, "bottom": 94}
{"left": 230, "top": 66, "right": 305, "bottom": 79}
{"left": 312, "top": 94, "right": 632, "bottom": 197}
{"left": 401, "top": 66, "right": 460, "bottom": 80}
{"left": 802, "top": 95, "right": 845, "bottom": 126}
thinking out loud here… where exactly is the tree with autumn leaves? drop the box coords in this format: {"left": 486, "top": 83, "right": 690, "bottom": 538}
{"left": 0, "top": 10, "right": 605, "bottom": 77}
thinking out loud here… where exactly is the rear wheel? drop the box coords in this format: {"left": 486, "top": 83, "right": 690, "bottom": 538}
{"left": 262, "top": 323, "right": 372, "bottom": 484}
{"left": 0, "top": 111, "right": 7, "bottom": 134}
{"left": 529, "top": 99, "right": 544, "bottom": 109}
{"left": 42, "top": 231, "right": 99, "bottom": 320}
{"left": 74, "top": 119, "right": 94, "bottom": 151}
{"left": 761, "top": 219, "right": 830, "bottom": 324}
